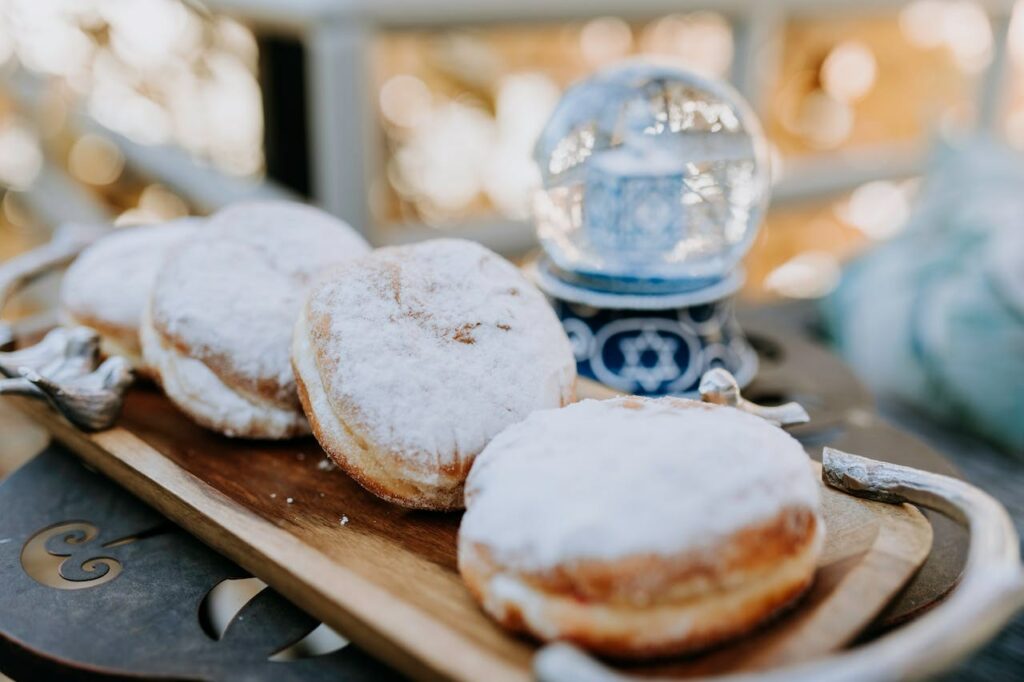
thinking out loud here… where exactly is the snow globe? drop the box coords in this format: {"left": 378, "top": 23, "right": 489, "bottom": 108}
{"left": 528, "top": 62, "right": 769, "bottom": 395}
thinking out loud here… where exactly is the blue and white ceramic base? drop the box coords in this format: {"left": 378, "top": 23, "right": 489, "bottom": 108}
{"left": 529, "top": 257, "right": 757, "bottom": 397}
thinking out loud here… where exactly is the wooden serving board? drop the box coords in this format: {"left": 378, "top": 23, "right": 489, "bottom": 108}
{"left": 14, "top": 387, "right": 932, "bottom": 682}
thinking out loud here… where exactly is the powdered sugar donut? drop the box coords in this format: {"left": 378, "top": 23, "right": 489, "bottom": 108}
{"left": 141, "top": 201, "right": 370, "bottom": 439}
{"left": 292, "top": 238, "right": 576, "bottom": 510}
{"left": 458, "top": 396, "right": 823, "bottom": 657}
{"left": 61, "top": 218, "right": 202, "bottom": 377}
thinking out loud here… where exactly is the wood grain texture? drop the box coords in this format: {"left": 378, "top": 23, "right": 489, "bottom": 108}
{"left": 14, "top": 388, "right": 932, "bottom": 682}
{"left": 0, "top": 398, "right": 48, "bottom": 479}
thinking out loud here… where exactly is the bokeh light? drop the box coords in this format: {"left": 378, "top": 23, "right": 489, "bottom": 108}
{"left": 639, "top": 12, "right": 733, "bottom": 77}
{"left": 768, "top": 9, "right": 980, "bottom": 159}
{"left": 900, "top": 0, "right": 993, "bottom": 73}
{"left": 68, "top": 133, "right": 124, "bottom": 186}
{"left": 0, "top": 0, "right": 264, "bottom": 177}
{"left": 821, "top": 41, "right": 878, "bottom": 103}
{"left": 374, "top": 14, "right": 734, "bottom": 227}
{"left": 764, "top": 251, "right": 842, "bottom": 299}
{"left": 0, "top": 120, "right": 43, "bottom": 190}
{"left": 835, "top": 180, "right": 915, "bottom": 240}
{"left": 794, "top": 91, "right": 854, "bottom": 150}
{"left": 579, "top": 17, "right": 632, "bottom": 67}
{"left": 379, "top": 75, "right": 433, "bottom": 129}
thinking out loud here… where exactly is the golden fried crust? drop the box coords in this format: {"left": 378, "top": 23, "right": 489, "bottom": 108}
{"left": 63, "top": 310, "right": 156, "bottom": 380}
{"left": 141, "top": 306, "right": 309, "bottom": 439}
{"left": 290, "top": 244, "right": 576, "bottom": 510}
{"left": 458, "top": 509, "right": 822, "bottom": 658}
{"left": 62, "top": 311, "right": 138, "bottom": 357}
{"left": 155, "top": 320, "right": 299, "bottom": 411}
{"left": 294, "top": 360, "right": 468, "bottom": 510}
{"left": 471, "top": 508, "right": 817, "bottom": 605}
{"left": 292, "top": 311, "right": 475, "bottom": 510}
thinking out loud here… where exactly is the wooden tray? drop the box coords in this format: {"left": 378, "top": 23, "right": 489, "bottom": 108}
{"left": 14, "top": 388, "right": 934, "bottom": 682}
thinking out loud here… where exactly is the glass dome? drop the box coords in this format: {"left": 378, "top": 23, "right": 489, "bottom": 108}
{"left": 533, "top": 62, "right": 770, "bottom": 293}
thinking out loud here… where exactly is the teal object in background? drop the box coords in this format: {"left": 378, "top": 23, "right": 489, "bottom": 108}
{"left": 824, "top": 137, "right": 1024, "bottom": 453}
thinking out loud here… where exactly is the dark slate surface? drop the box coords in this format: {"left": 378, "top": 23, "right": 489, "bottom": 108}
{"left": 0, "top": 445, "right": 403, "bottom": 681}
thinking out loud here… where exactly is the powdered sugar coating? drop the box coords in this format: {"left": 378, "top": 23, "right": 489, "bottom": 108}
{"left": 461, "top": 397, "right": 820, "bottom": 569}
{"left": 140, "top": 303, "right": 308, "bottom": 438}
{"left": 61, "top": 218, "right": 201, "bottom": 331}
{"left": 303, "top": 238, "right": 576, "bottom": 469}
{"left": 149, "top": 201, "right": 370, "bottom": 410}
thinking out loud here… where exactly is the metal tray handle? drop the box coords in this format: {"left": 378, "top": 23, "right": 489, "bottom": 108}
{"left": 0, "top": 327, "right": 132, "bottom": 431}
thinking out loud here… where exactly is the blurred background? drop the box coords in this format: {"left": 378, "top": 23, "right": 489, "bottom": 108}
{"left": 0, "top": 0, "right": 1017, "bottom": 292}
{"left": 0, "top": 0, "right": 1019, "bottom": 456}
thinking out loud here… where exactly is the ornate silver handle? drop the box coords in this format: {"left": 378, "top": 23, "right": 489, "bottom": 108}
{"left": 0, "top": 327, "right": 100, "bottom": 379}
{"left": 534, "top": 448, "right": 1024, "bottom": 682}
{"left": 579, "top": 368, "right": 810, "bottom": 426}
{"left": 0, "top": 326, "right": 132, "bottom": 431}
{"left": 699, "top": 367, "right": 810, "bottom": 426}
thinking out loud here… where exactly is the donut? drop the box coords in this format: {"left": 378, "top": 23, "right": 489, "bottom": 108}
{"left": 292, "top": 238, "right": 576, "bottom": 510}
{"left": 60, "top": 218, "right": 202, "bottom": 377}
{"left": 141, "top": 201, "right": 370, "bottom": 439}
{"left": 458, "top": 396, "right": 823, "bottom": 658}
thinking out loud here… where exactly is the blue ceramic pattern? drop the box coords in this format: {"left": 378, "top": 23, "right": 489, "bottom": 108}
{"left": 584, "top": 166, "right": 686, "bottom": 257}
{"left": 551, "top": 296, "right": 757, "bottom": 396}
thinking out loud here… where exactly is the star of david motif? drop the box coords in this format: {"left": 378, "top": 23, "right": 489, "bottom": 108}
{"left": 617, "top": 326, "right": 680, "bottom": 392}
